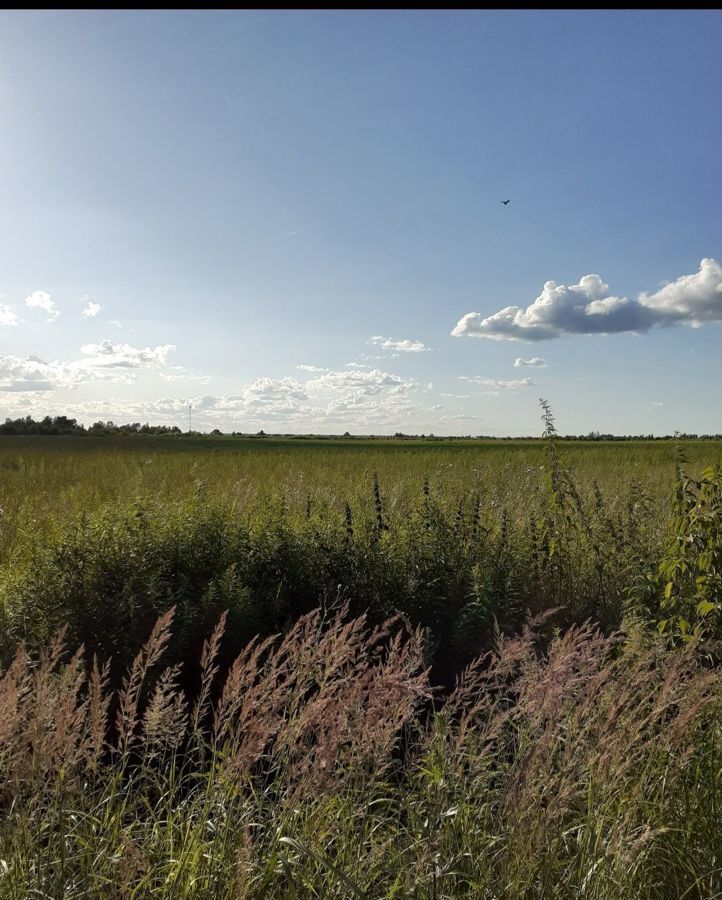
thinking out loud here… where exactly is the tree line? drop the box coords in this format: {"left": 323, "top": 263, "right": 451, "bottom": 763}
{"left": 0, "top": 415, "right": 718, "bottom": 440}
{"left": 0, "top": 415, "right": 182, "bottom": 436}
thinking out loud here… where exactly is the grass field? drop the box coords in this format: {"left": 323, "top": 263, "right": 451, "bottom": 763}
{"left": 0, "top": 433, "right": 720, "bottom": 898}
{"left": 1, "top": 433, "right": 717, "bottom": 556}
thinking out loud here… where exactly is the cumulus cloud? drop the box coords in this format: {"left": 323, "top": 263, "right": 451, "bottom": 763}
{"left": 0, "top": 304, "right": 19, "bottom": 326}
{"left": 133, "top": 381, "right": 314, "bottom": 429}
{"left": 0, "top": 342, "right": 419, "bottom": 429}
{"left": 370, "top": 335, "right": 429, "bottom": 353}
{"left": 309, "top": 368, "right": 411, "bottom": 395}
{"left": 79, "top": 340, "right": 175, "bottom": 369}
{"left": 242, "top": 377, "right": 310, "bottom": 416}
{"left": 195, "top": 367, "right": 421, "bottom": 428}
{"left": 311, "top": 368, "right": 414, "bottom": 422}
{"left": 170, "top": 380, "right": 311, "bottom": 423}
{"left": 24, "top": 290, "right": 60, "bottom": 321}
{"left": 452, "top": 259, "right": 722, "bottom": 342}
{"left": 0, "top": 357, "right": 60, "bottom": 392}
{"left": 514, "top": 357, "right": 546, "bottom": 367}
{"left": 638, "top": 258, "right": 722, "bottom": 323}
{"left": 0, "top": 359, "right": 480, "bottom": 433}
{"left": 0, "top": 341, "right": 178, "bottom": 392}
{"left": 81, "top": 301, "right": 102, "bottom": 317}
{"left": 119, "top": 368, "right": 417, "bottom": 430}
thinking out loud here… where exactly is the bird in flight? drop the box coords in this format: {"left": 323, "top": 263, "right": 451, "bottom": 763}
{"left": 500, "top": 200, "right": 511, "bottom": 205}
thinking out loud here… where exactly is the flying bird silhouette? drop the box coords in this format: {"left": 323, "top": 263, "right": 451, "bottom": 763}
{"left": 500, "top": 200, "right": 511, "bottom": 205}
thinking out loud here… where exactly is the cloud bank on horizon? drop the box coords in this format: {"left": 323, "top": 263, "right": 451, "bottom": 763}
{"left": 0, "top": 363, "right": 424, "bottom": 432}
{"left": 452, "top": 259, "right": 722, "bottom": 342}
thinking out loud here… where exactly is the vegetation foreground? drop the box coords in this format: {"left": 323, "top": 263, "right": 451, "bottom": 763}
{"left": 0, "top": 413, "right": 720, "bottom": 897}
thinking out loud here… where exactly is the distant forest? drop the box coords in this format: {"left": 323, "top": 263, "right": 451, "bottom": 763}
{"left": 0, "top": 414, "right": 719, "bottom": 441}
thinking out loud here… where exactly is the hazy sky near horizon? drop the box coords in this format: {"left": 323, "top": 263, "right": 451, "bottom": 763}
{"left": 1, "top": 10, "right": 720, "bottom": 435}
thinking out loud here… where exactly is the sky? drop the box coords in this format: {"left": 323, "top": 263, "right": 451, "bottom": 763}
{"left": 0, "top": 10, "right": 720, "bottom": 436}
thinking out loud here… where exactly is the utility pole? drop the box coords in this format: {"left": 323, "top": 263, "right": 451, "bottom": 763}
{"left": 188, "top": 403, "right": 192, "bottom": 434}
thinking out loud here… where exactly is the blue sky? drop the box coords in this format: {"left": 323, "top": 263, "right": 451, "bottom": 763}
{"left": 1, "top": 10, "right": 720, "bottom": 435}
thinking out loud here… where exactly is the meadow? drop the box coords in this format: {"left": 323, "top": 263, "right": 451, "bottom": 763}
{"left": 0, "top": 423, "right": 720, "bottom": 898}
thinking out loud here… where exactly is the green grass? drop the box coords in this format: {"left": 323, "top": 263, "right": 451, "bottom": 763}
{"left": 0, "top": 434, "right": 719, "bottom": 673}
{"left": 0, "top": 433, "right": 720, "bottom": 897}
{"left": 0, "top": 435, "right": 717, "bottom": 558}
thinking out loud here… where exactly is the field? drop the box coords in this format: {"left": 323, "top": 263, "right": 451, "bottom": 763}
{"left": 0, "top": 432, "right": 720, "bottom": 898}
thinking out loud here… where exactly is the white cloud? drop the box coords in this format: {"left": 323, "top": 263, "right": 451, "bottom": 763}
{"left": 159, "top": 371, "right": 211, "bottom": 384}
{"left": 0, "top": 360, "right": 471, "bottom": 433}
{"left": 459, "top": 376, "right": 532, "bottom": 393}
{"left": 452, "top": 259, "right": 722, "bottom": 342}
{"left": 0, "top": 341, "right": 178, "bottom": 392}
{"left": 351, "top": 352, "right": 399, "bottom": 364}
{"left": 0, "top": 304, "right": 19, "bottom": 326}
{"left": 24, "top": 290, "right": 60, "bottom": 321}
{"left": 0, "top": 356, "right": 59, "bottom": 392}
{"left": 296, "top": 364, "right": 329, "bottom": 373}
{"left": 0, "top": 352, "right": 414, "bottom": 427}
{"left": 638, "top": 258, "right": 722, "bottom": 324}
{"left": 309, "top": 368, "right": 411, "bottom": 395}
{"left": 0, "top": 356, "right": 421, "bottom": 431}
{"left": 79, "top": 340, "right": 175, "bottom": 369}
{"left": 514, "top": 356, "right": 546, "bottom": 367}
{"left": 81, "top": 301, "right": 103, "bottom": 317}
{"left": 123, "top": 382, "right": 312, "bottom": 429}
{"left": 169, "top": 368, "right": 421, "bottom": 430}
{"left": 242, "top": 377, "right": 310, "bottom": 415}
{"left": 370, "top": 335, "right": 429, "bottom": 353}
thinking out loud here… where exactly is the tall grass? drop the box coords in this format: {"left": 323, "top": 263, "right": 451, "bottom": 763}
{"left": 0, "top": 420, "right": 720, "bottom": 896}
{"left": 0, "top": 606, "right": 719, "bottom": 898}
{"left": 2, "top": 438, "right": 719, "bottom": 680}
{"left": 0, "top": 435, "right": 717, "bottom": 570}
